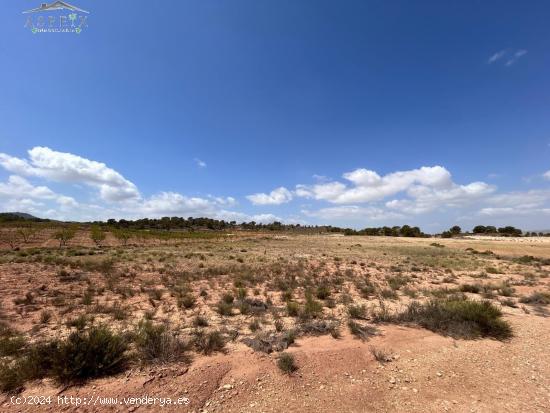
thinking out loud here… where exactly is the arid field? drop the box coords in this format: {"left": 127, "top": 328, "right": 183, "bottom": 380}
{"left": 1, "top": 228, "right": 549, "bottom": 412}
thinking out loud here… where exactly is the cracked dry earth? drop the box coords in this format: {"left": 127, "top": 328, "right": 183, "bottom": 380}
{"left": 4, "top": 313, "right": 549, "bottom": 413}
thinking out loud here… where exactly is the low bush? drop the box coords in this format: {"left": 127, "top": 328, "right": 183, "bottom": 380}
{"left": 50, "top": 326, "right": 128, "bottom": 383}
{"left": 316, "top": 285, "right": 331, "bottom": 300}
{"left": 397, "top": 297, "right": 512, "bottom": 340}
{"left": 348, "top": 320, "right": 377, "bottom": 340}
{"left": 192, "top": 330, "right": 226, "bottom": 355}
{"left": 386, "top": 275, "right": 411, "bottom": 291}
{"left": 380, "top": 288, "right": 398, "bottom": 300}
{"left": 277, "top": 353, "right": 298, "bottom": 374}
{"left": 192, "top": 315, "right": 209, "bottom": 327}
{"left": 0, "top": 326, "right": 26, "bottom": 357}
{"left": 222, "top": 293, "right": 234, "bottom": 304}
{"left": 0, "top": 361, "right": 25, "bottom": 393}
{"left": 299, "top": 320, "right": 339, "bottom": 337}
{"left": 370, "top": 346, "right": 393, "bottom": 363}
{"left": 135, "top": 320, "right": 189, "bottom": 364}
{"left": 249, "top": 319, "right": 261, "bottom": 332}
{"left": 286, "top": 301, "right": 300, "bottom": 317}
{"left": 519, "top": 291, "right": 550, "bottom": 305}
{"left": 216, "top": 300, "right": 233, "bottom": 316}
{"left": 178, "top": 294, "right": 196, "bottom": 309}
{"left": 347, "top": 304, "right": 367, "bottom": 319}
{"left": 300, "top": 293, "right": 323, "bottom": 320}
{"left": 460, "top": 284, "right": 481, "bottom": 294}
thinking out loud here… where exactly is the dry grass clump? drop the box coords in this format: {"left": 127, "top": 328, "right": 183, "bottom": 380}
{"left": 135, "top": 320, "right": 190, "bottom": 364}
{"left": 277, "top": 352, "right": 298, "bottom": 374}
{"left": 519, "top": 291, "right": 550, "bottom": 305}
{"left": 348, "top": 320, "right": 378, "bottom": 341}
{"left": 347, "top": 304, "right": 367, "bottom": 319}
{"left": 1, "top": 325, "right": 128, "bottom": 392}
{"left": 396, "top": 296, "right": 512, "bottom": 340}
{"left": 369, "top": 346, "right": 394, "bottom": 363}
{"left": 191, "top": 329, "right": 226, "bottom": 355}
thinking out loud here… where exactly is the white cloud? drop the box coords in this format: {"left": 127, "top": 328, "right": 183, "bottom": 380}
{"left": 485, "top": 190, "right": 550, "bottom": 209}
{"left": 386, "top": 181, "right": 495, "bottom": 214}
{"left": 476, "top": 189, "right": 550, "bottom": 218}
{"left": 488, "top": 50, "right": 507, "bottom": 64}
{"left": 194, "top": 158, "right": 207, "bottom": 168}
{"left": 479, "top": 207, "right": 550, "bottom": 217}
{"left": 543, "top": 171, "right": 550, "bottom": 180}
{"left": 506, "top": 49, "right": 528, "bottom": 66}
{"left": 294, "top": 166, "right": 485, "bottom": 207}
{"left": 133, "top": 192, "right": 215, "bottom": 216}
{"left": 487, "top": 49, "right": 527, "bottom": 66}
{"left": 209, "top": 196, "right": 237, "bottom": 207}
{"left": 247, "top": 187, "right": 293, "bottom": 205}
{"left": 0, "top": 148, "right": 253, "bottom": 222}
{"left": 0, "top": 147, "right": 140, "bottom": 202}
{"left": 302, "top": 205, "right": 404, "bottom": 221}
{"left": 214, "top": 211, "right": 282, "bottom": 224}
{"left": 0, "top": 175, "right": 77, "bottom": 207}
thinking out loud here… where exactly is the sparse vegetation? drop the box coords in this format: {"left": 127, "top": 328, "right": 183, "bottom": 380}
{"left": 348, "top": 320, "right": 377, "bottom": 340}
{"left": 192, "top": 329, "right": 226, "bottom": 355}
{"left": 519, "top": 291, "right": 550, "bottom": 305}
{"left": 277, "top": 352, "right": 298, "bottom": 374}
{"left": 0, "top": 222, "right": 544, "bottom": 400}
{"left": 135, "top": 320, "right": 190, "bottom": 364}
{"left": 370, "top": 346, "right": 393, "bottom": 363}
{"left": 396, "top": 297, "right": 512, "bottom": 340}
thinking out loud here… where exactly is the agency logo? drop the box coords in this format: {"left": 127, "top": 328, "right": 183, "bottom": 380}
{"left": 23, "top": 1, "right": 89, "bottom": 34}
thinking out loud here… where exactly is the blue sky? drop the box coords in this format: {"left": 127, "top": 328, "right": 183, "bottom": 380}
{"left": 1, "top": 0, "right": 550, "bottom": 231}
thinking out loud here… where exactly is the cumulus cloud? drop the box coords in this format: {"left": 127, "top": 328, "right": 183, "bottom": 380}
{"left": 294, "top": 166, "right": 488, "bottom": 207}
{"left": 130, "top": 192, "right": 219, "bottom": 217}
{"left": 247, "top": 187, "right": 293, "bottom": 205}
{"left": 474, "top": 190, "right": 550, "bottom": 219}
{"left": 386, "top": 181, "right": 495, "bottom": 214}
{"left": 290, "top": 165, "right": 497, "bottom": 226}
{"left": 0, "top": 175, "right": 77, "bottom": 207}
{"left": 0, "top": 147, "right": 276, "bottom": 223}
{"left": 0, "top": 147, "right": 140, "bottom": 202}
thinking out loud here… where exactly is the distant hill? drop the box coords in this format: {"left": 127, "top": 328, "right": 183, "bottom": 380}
{"left": 0, "top": 212, "right": 41, "bottom": 222}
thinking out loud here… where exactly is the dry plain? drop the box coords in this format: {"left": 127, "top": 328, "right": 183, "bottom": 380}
{"left": 0, "top": 229, "right": 549, "bottom": 412}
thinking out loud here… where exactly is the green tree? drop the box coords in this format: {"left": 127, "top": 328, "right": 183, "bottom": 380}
{"left": 450, "top": 225, "right": 461, "bottom": 236}
{"left": 54, "top": 226, "right": 76, "bottom": 248}
{"left": 17, "top": 223, "right": 38, "bottom": 244}
{"left": 472, "top": 225, "right": 486, "bottom": 234}
{"left": 90, "top": 225, "right": 106, "bottom": 247}
{"left": 113, "top": 229, "right": 131, "bottom": 246}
